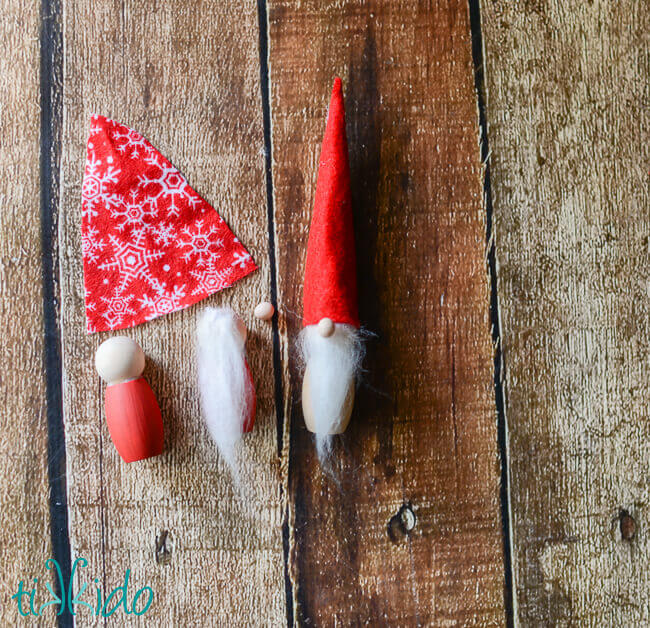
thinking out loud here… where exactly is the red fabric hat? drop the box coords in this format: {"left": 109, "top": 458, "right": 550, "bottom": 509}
{"left": 302, "top": 78, "right": 359, "bottom": 328}
{"left": 81, "top": 115, "right": 257, "bottom": 333}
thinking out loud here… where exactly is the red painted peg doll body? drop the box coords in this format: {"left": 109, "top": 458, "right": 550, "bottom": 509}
{"left": 95, "top": 337, "right": 163, "bottom": 462}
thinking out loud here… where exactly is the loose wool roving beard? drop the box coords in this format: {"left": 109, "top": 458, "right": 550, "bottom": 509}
{"left": 299, "top": 323, "right": 364, "bottom": 462}
{"left": 196, "top": 307, "right": 255, "bottom": 475}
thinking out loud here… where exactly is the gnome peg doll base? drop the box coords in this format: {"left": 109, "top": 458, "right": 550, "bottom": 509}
{"left": 95, "top": 337, "right": 164, "bottom": 463}
{"left": 300, "top": 321, "right": 362, "bottom": 437}
{"left": 302, "top": 357, "right": 355, "bottom": 434}
{"left": 300, "top": 77, "right": 364, "bottom": 449}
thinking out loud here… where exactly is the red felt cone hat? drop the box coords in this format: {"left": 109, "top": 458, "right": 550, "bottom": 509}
{"left": 303, "top": 78, "right": 359, "bottom": 328}
{"left": 81, "top": 115, "right": 257, "bottom": 333}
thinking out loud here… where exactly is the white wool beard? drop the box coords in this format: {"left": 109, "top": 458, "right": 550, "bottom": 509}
{"left": 196, "top": 307, "right": 253, "bottom": 474}
{"left": 299, "top": 323, "right": 364, "bottom": 461}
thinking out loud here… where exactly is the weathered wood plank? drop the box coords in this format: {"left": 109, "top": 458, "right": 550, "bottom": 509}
{"left": 268, "top": 1, "right": 506, "bottom": 624}
{"left": 0, "top": 0, "right": 54, "bottom": 620}
{"left": 60, "top": 1, "right": 285, "bottom": 623}
{"left": 481, "top": 1, "right": 649, "bottom": 624}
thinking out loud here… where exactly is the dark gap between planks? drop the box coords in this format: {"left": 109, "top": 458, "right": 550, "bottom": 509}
{"left": 256, "top": 1, "right": 295, "bottom": 627}
{"left": 40, "top": 0, "right": 73, "bottom": 626}
{"left": 468, "top": 0, "right": 515, "bottom": 624}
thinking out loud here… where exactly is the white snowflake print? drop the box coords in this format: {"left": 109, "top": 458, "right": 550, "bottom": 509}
{"left": 189, "top": 261, "right": 234, "bottom": 295}
{"left": 99, "top": 234, "right": 165, "bottom": 294}
{"left": 139, "top": 285, "right": 186, "bottom": 320}
{"left": 231, "top": 250, "right": 252, "bottom": 269}
{"left": 137, "top": 151, "right": 201, "bottom": 217}
{"left": 89, "top": 114, "right": 114, "bottom": 137}
{"left": 112, "top": 125, "right": 153, "bottom": 160}
{"left": 151, "top": 222, "right": 176, "bottom": 247}
{"left": 82, "top": 115, "right": 258, "bottom": 332}
{"left": 178, "top": 220, "right": 223, "bottom": 267}
{"left": 110, "top": 190, "right": 158, "bottom": 231}
{"left": 82, "top": 155, "right": 121, "bottom": 221}
{"left": 100, "top": 290, "right": 136, "bottom": 328}
{"left": 81, "top": 225, "right": 105, "bottom": 263}
{"left": 130, "top": 226, "right": 149, "bottom": 247}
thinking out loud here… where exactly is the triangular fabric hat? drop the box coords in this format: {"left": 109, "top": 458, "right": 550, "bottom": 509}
{"left": 302, "top": 78, "right": 359, "bottom": 328}
{"left": 81, "top": 115, "right": 257, "bottom": 333}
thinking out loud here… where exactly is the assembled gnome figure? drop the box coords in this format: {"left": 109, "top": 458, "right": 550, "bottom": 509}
{"left": 196, "top": 307, "right": 256, "bottom": 472}
{"left": 300, "top": 78, "right": 364, "bottom": 460}
{"left": 95, "top": 336, "right": 164, "bottom": 462}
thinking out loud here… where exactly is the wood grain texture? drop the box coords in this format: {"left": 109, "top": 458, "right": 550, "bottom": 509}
{"left": 0, "top": 0, "right": 54, "bottom": 620}
{"left": 60, "top": 1, "right": 285, "bottom": 624}
{"left": 481, "top": 1, "right": 649, "bottom": 624}
{"left": 268, "top": 0, "right": 506, "bottom": 624}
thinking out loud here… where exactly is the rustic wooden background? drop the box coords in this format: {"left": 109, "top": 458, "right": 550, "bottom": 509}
{"left": 0, "top": 0, "right": 646, "bottom": 626}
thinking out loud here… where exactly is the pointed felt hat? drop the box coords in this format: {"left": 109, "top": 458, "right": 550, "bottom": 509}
{"left": 302, "top": 78, "right": 359, "bottom": 329}
{"left": 81, "top": 115, "right": 257, "bottom": 333}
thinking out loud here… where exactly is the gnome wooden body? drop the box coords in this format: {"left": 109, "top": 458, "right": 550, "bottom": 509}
{"left": 301, "top": 78, "right": 362, "bottom": 438}
{"left": 226, "top": 310, "right": 256, "bottom": 433}
{"left": 302, "top": 323, "right": 356, "bottom": 435}
{"left": 302, "top": 372, "right": 355, "bottom": 434}
{"left": 300, "top": 318, "right": 358, "bottom": 435}
{"left": 95, "top": 337, "right": 163, "bottom": 463}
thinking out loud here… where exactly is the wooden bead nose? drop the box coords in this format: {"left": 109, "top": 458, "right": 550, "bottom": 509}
{"left": 254, "top": 301, "right": 275, "bottom": 320}
{"left": 317, "top": 317, "right": 335, "bottom": 338}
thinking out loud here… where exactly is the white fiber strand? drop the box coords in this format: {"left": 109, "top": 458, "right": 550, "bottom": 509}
{"left": 299, "top": 324, "right": 364, "bottom": 461}
{"left": 196, "top": 307, "right": 253, "bottom": 474}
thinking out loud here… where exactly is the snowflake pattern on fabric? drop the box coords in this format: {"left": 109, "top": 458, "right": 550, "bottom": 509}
{"left": 178, "top": 219, "right": 224, "bottom": 267}
{"left": 98, "top": 232, "right": 166, "bottom": 294}
{"left": 138, "top": 149, "right": 201, "bottom": 218}
{"left": 82, "top": 155, "right": 121, "bottom": 221}
{"left": 100, "top": 290, "right": 137, "bottom": 329}
{"left": 190, "top": 260, "right": 236, "bottom": 295}
{"left": 110, "top": 190, "right": 158, "bottom": 231}
{"left": 81, "top": 115, "right": 257, "bottom": 333}
{"left": 112, "top": 125, "right": 153, "bottom": 160}
{"left": 139, "top": 285, "right": 186, "bottom": 321}
{"left": 232, "top": 249, "right": 253, "bottom": 269}
{"left": 81, "top": 224, "right": 105, "bottom": 263}
{"left": 151, "top": 222, "right": 176, "bottom": 247}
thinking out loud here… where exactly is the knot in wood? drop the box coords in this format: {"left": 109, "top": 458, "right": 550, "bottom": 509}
{"left": 388, "top": 504, "right": 416, "bottom": 542}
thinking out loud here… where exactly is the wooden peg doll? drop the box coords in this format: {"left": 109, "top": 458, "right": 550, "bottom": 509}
{"left": 95, "top": 336, "right": 164, "bottom": 463}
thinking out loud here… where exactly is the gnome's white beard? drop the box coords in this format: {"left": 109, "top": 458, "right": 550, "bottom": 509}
{"left": 299, "top": 323, "right": 364, "bottom": 461}
{"left": 196, "top": 307, "right": 254, "bottom": 475}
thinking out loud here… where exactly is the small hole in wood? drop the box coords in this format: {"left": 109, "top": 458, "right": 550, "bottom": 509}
{"left": 619, "top": 510, "right": 636, "bottom": 541}
{"left": 155, "top": 530, "right": 172, "bottom": 565}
